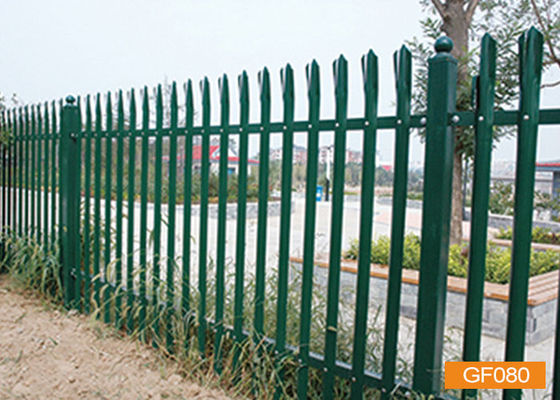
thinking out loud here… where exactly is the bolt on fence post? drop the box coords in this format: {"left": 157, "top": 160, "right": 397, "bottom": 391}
{"left": 412, "top": 36, "right": 457, "bottom": 395}
{"left": 59, "top": 95, "right": 81, "bottom": 309}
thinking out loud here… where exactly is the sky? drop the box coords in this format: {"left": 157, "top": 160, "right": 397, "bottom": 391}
{"left": 1, "top": 0, "right": 558, "bottom": 164}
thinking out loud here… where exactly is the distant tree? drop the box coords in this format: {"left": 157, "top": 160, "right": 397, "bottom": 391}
{"left": 345, "top": 162, "right": 362, "bottom": 187}
{"left": 375, "top": 167, "right": 394, "bottom": 187}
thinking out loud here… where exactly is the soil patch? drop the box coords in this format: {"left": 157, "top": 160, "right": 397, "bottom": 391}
{"left": 0, "top": 276, "right": 230, "bottom": 400}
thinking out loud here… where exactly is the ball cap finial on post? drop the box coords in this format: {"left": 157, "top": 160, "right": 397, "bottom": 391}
{"left": 434, "top": 36, "right": 453, "bottom": 53}
{"left": 65, "top": 95, "right": 76, "bottom": 105}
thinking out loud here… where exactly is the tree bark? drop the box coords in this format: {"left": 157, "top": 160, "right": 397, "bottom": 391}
{"left": 432, "top": 0, "right": 474, "bottom": 245}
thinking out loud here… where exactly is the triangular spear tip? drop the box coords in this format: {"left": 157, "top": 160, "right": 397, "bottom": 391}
{"left": 400, "top": 45, "right": 412, "bottom": 56}
{"left": 308, "top": 60, "right": 319, "bottom": 75}
{"left": 527, "top": 26, "right": 542, "bottom": 36}
{"left": 481, "top": 32, "right": 495, "bottom": 42}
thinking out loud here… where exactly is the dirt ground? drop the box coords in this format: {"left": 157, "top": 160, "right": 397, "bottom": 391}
{"left": 0, "top": 277, "right": 230, "bottom": 400}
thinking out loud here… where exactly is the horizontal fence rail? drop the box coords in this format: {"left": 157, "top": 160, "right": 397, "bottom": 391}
{"left": 1, "top": 27, "right": 560, "bottom": 400}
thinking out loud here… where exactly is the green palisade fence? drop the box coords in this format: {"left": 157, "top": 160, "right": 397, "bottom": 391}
{"left": 1, "top": 28, "right": 560, "bottom": 399}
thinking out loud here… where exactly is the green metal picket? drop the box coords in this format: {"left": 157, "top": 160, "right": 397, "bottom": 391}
{"left": 462, "top": 33, "right": 496, "bottom": 400}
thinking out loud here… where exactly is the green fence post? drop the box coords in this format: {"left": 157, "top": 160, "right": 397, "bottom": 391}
{"left": 59, "top": 96, "right": 81, "bottom": 309}
{"left": 412, "top": 37, "right": 457, "bottom": 396}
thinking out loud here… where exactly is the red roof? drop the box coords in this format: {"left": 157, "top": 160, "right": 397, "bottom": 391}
{"left": 536, "top": 160, "right": 560, "bottom": 171}
{"left": 164, "top": 145, "right": 258, "bottom": 165}
{"left": 536, "top": 162, "right": 560, "bottom": 167}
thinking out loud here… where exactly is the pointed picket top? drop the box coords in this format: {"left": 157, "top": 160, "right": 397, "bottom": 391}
{"left": 36, "top": 104, "right": 42, "bottom": 135}
{"left": 43, "top": 102, "right": 50, "bottom": 136}
{"left": 142, "top": 86, "right": 150, "bottom": 130}
{"left": 238, "top": 71, "right": 249, "bottom": 106}
{"left": 8, "top": 109, "right": 12, "bottom": 135}
{"left": 519, "top": 29, "right": 528, "bottom": 87}
{"left": 76, "top": 95, "right": 82, "bottom": 118}
{"left": 333, "top": 55, "right": 348, "bottom": 99}
{"left": 218, "top": 74, "right": 230, "bottom": 123}
{"left": 24, "top": 105, "right": 30, "bottom": 138}
{"left": 106, "top": 92, "right": 113, "bottom": 131}
{"left": 218, "top": 74, "right": 229, "bottom": 98}
{"left": 117, "top": 90, "right": 125, "bottom": 131}
{"left": 18, "top": 107, "right": 24, "bottom": 137}
{"left": 30, "top": 104, "right": 36, "bottom": 136}
{"left": 200, "top": 77, "right": 211, "bottom": 127}
{"left": 18, "top": 107, "right": 23, "bottom": 136}
{"left": 156, "top": 84, "right": 163, "bottom": 130}
{"left": 85, "top": 95, "right": 92, "bottom": 133}
{"left": 58, "top": 98, "right": 64, "bottom": 129}
{"left": 519, "top": 27, "right": 544, "bottom": 81}
{"left": 258, "top": 67, "right": 271, "bottom": 103}
{"left": 170, "top": 81, "right": 178, "bottom": 129}
{"left": 393, "top": 45, "right": 412, "bottom": 91}
{"left": 200, "top": 77, "right": 210, "bottom": 101}
{"left": 525, "top": 26, "right": 544, "bottom": 49}
{"left": 306, "top": 60, "right": 320, "bottom": 98}
{"left": 10, "top": 109, "right": 15, "bottom": 135}
{"left": 51, "top": 100, "right": 57, "bottom": 133}
{"left": 78, "top": 96, "right": 84, "bottom": 128}
{"left": 361, "top": 50, "right": 378, "bottom": 96}
{"left": 280, "top": 63, "right": 294, "bottom": 100}
{"left": 6, "top": 109, "right": 11, "bottom": 136}
{"left": 238, "top": 71, "right": 249, "bottom": 125}
{"left": 184, "top": 80, "right": 194, "bottom": 128}
{"left": 128, "top": 89, "right": 136, "bottom": 132}
{"left": 95, "top": 94, "right": 102, "bottom": 133}
{"left": 480, "top": 33, "right": 497, "bottom": 85}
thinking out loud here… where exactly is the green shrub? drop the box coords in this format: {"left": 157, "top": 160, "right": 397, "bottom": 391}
{"left": 371, "top": 235, "right": 391, "bottom": 265}
{"left": 488, "top": 182, "right": 514, "bottom": 215}
{"left": 0, "top": 231, "right": 62, "bottom": 300}
{"left": 483, "top": 245, "right": 514, "bottom": 284}
{"left": 447, "top": 243, "right": 468, "bottom": 279}
{"left": 407, "top": 192, "right": 423, "bottom": 201}
{"left": 344, "top": 234, "right": 560, "bottom": 284}
{"left": 402, "top": 234, "right": 421, "bottom": 270}
{"left": 496, "top": 226, "right": 560, "bottom": 246}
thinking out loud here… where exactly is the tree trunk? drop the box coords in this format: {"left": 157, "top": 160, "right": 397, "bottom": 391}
{"left": 438, "top": 0, "right": 471, "bottom": 245}
{"left": 451, "top": 150, "right": 464, "bottom": 244}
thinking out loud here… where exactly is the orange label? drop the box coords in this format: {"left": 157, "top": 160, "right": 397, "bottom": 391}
{"left": 444, "top": 362, "right": 546, "bottom": 389}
